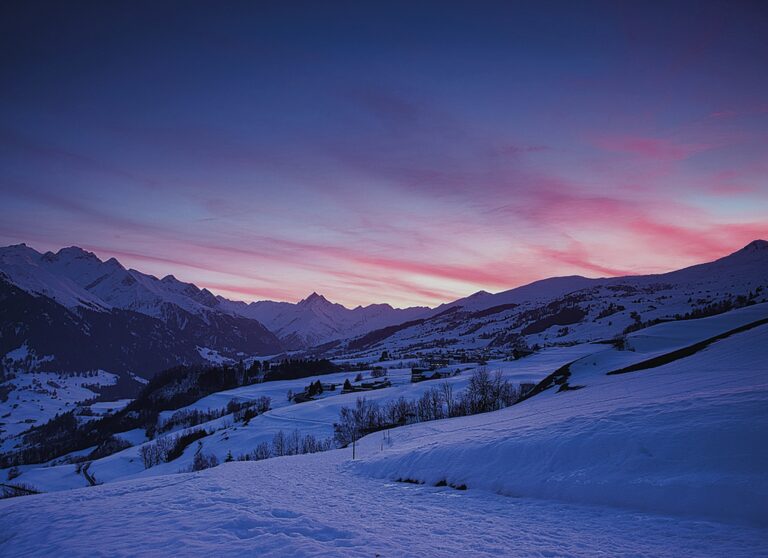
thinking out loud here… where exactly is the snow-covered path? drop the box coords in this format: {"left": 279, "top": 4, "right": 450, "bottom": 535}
{"left": 1, "top": 450, "right": 767, "bottom": 558}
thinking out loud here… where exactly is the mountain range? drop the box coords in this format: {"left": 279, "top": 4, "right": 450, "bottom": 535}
{"left": 0, "top": 244, "right": 429, "bottom": 385}
{"left": 1, "top": 241, "right": 767, "bottom": 392}
{"left": 218, "top": 293, "right": 428, "bottom": 350}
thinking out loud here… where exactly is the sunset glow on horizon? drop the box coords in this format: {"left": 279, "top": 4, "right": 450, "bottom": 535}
{"left": 1, "top": 1, "right": 766, "bottom": 308}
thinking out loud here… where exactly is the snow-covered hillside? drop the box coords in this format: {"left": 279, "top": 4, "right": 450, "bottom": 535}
{"left": 2, "top": 353, "right": 553, "bottom": 492}
{"left": 0, "top": 303, "right": 766, "bottom": 556}
{"left": 354, "top": 305, "right": 768, "bottom": 526}
{"left": 336, "top": 240, "right": 768, "bottom": 357}
{"left": 0, "top": 370, "right": 118, "bottom": 445}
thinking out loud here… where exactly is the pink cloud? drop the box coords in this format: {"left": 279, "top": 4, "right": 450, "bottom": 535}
{"left": 593, "top": 135, "right": 712, "bottom": 162}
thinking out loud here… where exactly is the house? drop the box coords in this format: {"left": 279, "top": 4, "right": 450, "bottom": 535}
{"left": 360, "top": 380, "right": 392, "bottom": 390}
{"left": 343, "top": 379, "right": 392, "bottom": 393}
{"left": 292, "top": 392, "right": 315, "bottom": 404}
{"left": 410, "top": 368, "right": 431, "bottom": 383}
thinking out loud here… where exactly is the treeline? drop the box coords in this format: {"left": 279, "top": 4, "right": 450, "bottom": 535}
{"left": 130, "top": 369, "right": 523, "bottom": 472}
{"left": 156, "top": 396, "right": 271, "bottom": 435}
{"left": 623, "top": 292, "right": 761, "bottom": 335}
{"left": 333, "top": 368, "right": 521, "bottom": 446}
{"left": 235, "top": 430, "right": 334, "bottom": 462}
{"left": 139, "top": 428, "right": 209, "bottom": 468}
{"left": 674, "top": 293, "right": 758, "bottom": 321}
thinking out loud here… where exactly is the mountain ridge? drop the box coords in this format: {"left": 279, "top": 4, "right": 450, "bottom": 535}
{"left": 1, "top": 240, "right": 766, "bottom": 361}
{"left": 330, "top": 239, "right": 768, "bottom": 356}
{"left": 0, "top": 244, "right": 432, "bottom": 353}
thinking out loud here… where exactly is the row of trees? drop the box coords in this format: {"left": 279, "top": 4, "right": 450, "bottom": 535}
{"left": 334, "top": 368, "right": 522, "bottom": 447}
{"left": 235, "top": 430, "right": 333, "bottom": 462}
{"left": 296, "top": 380, "right": 332, "bottom": 400}
{"left": 156, "top": 396, "right": 271, "bottom": 435}
{"left": 138, "top": 428, "right": 208, "bottom": 468}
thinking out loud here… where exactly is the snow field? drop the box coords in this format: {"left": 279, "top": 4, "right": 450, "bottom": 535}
{"left": 352, "top": 320, "right": 768, "bottom": 526}
{"left": 1, "top": 448, "right": 767, "bottom": 557}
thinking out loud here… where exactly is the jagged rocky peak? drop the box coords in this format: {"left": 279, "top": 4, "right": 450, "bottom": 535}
{"left": 56, "top": 246, "right": 101, "bottom": 261}
{"left": 104, "top": 257, "right": 124, "bottom": 269}
{"left": 299, "top": 292, "right": 331, "bottom": 305}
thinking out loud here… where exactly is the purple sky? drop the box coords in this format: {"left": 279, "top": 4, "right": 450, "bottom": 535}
{"left": 1, "top": 1, "right": 766, "bottom": 307}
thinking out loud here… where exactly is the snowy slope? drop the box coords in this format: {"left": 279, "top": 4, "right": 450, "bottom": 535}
{"left": 430, "top": 275, "right": 599, "bottom": 314}
{"left": 6, "top": 345, "right": 600, "bottom": 493}
{"left": 0, "top": 370, "right": 118, "bottom": 445}
{"left": 8, "top": 303, "right": 767, "bottom": 498}
{"left": 1, "top": 306, "right": 767, "bottom": 556}
{"left": 433, "top": 240, "right": 768, "bottom": 316}
{"left": 353, "top": 307, "right": 768, "bottom": 526}
{"left": 2, "top": 451, "right": 768, "bottom": 557}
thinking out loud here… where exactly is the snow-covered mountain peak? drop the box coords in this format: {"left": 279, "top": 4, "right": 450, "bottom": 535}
{"left": 469, "top": 290, "right": 492, "bottom": 298}
{"left": 358, "top": 302, "right": 396, "bottom": 311}
{"left": 0, "top": 243, "right": 431, "bottom": 351}
{"left": 692, "top": 238, "right": 768, "bottom": 269}
{"left": 0, "top": 244, "right": 109, "bottom": 310}
{"left": 0, "top": 244, "right": 244, "bottom": 319}
{"left": 1, "top": 243, "right": 38, "bottom": 260}
{"left": 298, "top": 292, "right": 331, "bottom": 306}
{"left": 220, "top": 292, "right": 428, "bottom": 349}
{"left": 737, "top": 239, "right": 768, "bottom": 253}
{"left": 56, "top": 246, "right": 101, "bottom": 261}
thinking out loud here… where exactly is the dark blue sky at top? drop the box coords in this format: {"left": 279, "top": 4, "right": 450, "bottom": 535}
{"left": 1, "top": 1, "right": 766, "bottom": 307}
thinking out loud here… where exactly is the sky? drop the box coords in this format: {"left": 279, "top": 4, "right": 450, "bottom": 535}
{"left": 1, "top": 1, "right": 766, "bottom": 308}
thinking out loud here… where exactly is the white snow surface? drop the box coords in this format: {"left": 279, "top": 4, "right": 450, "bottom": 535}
{"left": 9, "top": 345, "right": 597, "bottom": 494}
{"left": 1, "top": 450, "right": 766, "bottom": 558}
{"left": 0, "top": 306, "right": 767, "bottom": 555}
{"left": 353, "top": 311, "right": 768, "bottom": 527}
{"left": 0, "top": 370, "right": 118, "bottom": 445}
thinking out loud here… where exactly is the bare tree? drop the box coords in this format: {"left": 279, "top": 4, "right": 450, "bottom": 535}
{"left": 441, "top": 382, "right": 455, "bottom": 417}
{"left": 272, "top": 430, "right": 286, "bottom": 457}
